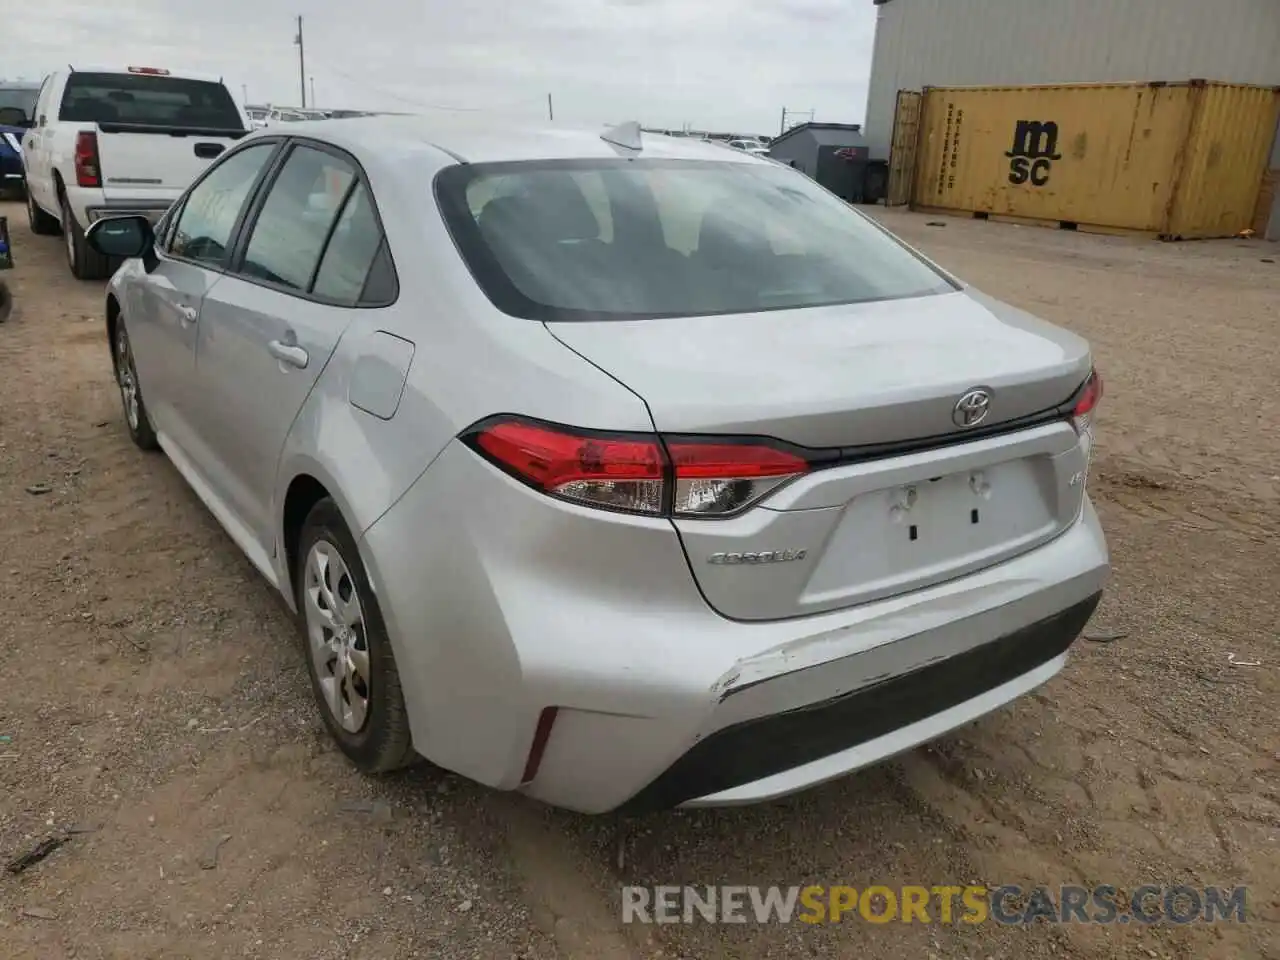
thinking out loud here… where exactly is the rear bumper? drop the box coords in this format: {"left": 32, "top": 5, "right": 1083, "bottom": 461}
{"left": 361, "top": 440, "right": 1109, "bottom": 814}
{"left": 624, "top": 592, "right": 1098, "bottom": 812}
{"left": 84, "top": 198, "right": 175, "bottom": 224}
{"left": 63, "top": 185, "right": 175, "bottom": 227}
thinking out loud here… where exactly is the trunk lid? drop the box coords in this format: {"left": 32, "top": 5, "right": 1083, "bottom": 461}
{"left": 548, "top": 289, "right": 1095, "bottom": 621}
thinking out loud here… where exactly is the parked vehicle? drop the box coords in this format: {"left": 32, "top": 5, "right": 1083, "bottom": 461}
{"left": 0, "top": 214, "right": 12, "bottom": 322}
{"left": 726, "top": 137, "right": 769, "bottom": 156}
{"left": 21, "top": 65, "right": 250, "bottom": 280}
{"left": 84, "top": 118, "right": 1109, "bottom": 814}
{"left": 0, "top": 80, "right": 40, "bottom": 198}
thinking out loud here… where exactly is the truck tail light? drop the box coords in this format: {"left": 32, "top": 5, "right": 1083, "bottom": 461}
{"left": 463, "top": 417, "right": 811, "bottom": 518}
{"left": 74, "top": 132, "right": 101, "bottom": 187}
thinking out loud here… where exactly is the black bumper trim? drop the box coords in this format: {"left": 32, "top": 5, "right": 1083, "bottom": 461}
{"left": 619, "top": 592, "right": 1101, "bottom": 813}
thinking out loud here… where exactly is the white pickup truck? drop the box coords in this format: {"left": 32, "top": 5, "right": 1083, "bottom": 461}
{"left": 21, "top": 65, "right": 251, "bottom": 279}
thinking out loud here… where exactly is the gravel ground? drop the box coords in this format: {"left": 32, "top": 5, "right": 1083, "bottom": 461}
{"left": 0, "top": 200, "right": 1276, "bottom": 960}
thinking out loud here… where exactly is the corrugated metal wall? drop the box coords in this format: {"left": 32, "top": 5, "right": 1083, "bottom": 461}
{"left": 865, "top": 0, "right": 1280, "bottom": 160}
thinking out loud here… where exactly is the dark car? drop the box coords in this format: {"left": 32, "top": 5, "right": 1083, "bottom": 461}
{"left": 0, "top": 80, "right": 40, "bottom": 199}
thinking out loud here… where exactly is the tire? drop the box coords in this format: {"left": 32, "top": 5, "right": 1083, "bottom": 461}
{"left": 27, "top": 189, "right": 60, "bottom": 236}
{"left": 0, "top": 280, "right": 11, "bottom": 324}
{"left": 61, "top": 195, "right": 114, "bottom": 280}
{"left": 295, "top": 498, "right": 415, "bottom": 774}
{"left": 110, "top": 315, "right": 159, "bottom": 450}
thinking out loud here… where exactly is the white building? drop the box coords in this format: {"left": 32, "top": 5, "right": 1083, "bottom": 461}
{"left": 863, "top": 0, "right": 1280, "bottom": 162}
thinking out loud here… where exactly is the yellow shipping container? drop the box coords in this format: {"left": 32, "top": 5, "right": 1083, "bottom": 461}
{"left": 909, "top": 81, "right": 1280, "bottom": 239}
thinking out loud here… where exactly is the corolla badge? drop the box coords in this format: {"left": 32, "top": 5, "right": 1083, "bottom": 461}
{"left": 708, "top": 550, "right": 807, "bottom": 565}
{"left": 952, "top": 388, "right": 992, "bottom": 428}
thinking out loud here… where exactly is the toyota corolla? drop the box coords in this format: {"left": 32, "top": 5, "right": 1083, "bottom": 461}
{"left": 85, "top": 117, "right": 1108, "bottom": 814}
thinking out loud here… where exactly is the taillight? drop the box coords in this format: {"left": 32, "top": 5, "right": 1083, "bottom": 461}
{"left": 667, "top": 440, "right": 808, "bottom": 516}
{"left": 464, "top": 417, "right": 810, "bottom": 518}
{"left": 1070, "top": 368, "right": 1103, "bottom": 435}
{"left": 74, "top": 132, "right": 101, "bottom": 188}
{"left": 471, "top": 419, "right": 665, "bottom": 514}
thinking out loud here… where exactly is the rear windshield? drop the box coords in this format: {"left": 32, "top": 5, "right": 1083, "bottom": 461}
{"left": 58, "top": 72, "right": 244, "bottom": 130}
{"left": 435, "top": 158, "right": 956, "bottom": 321}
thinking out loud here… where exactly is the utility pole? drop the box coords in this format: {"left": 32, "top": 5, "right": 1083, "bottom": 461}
{"left": 294, "top": 16, "right": 307, "bottom": 108}
{"left": 547, "top": 93, "right": 554, "bottom": 122}
{"left": 310, "top": 77, "right": 316, "bottom": 108}
{"left": 779, "top": 107, "right": 815, "bottom": 133}
{"left": 242, "top": 84, "right": 248, "bottom": 104}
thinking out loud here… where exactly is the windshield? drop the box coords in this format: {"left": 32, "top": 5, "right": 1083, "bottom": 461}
{"left": 435, "top": 158, "right": 956, "bottom": 322}
{"left": 58, "top": 73, "right": 244, "bottom": 130}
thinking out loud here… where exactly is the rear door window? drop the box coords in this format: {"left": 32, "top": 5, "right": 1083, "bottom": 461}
{"left": 58, "top": 72, "right": 244, "bottom": 130}
{"left": 238, "top": 145, "right": 356, "bottom": 292}
{"left": 311, "top": 182, "right": 388, "bottom": 305}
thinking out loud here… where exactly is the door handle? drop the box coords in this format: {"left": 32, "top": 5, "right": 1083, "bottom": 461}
{"left": 178, "top": 305, "right": 198, "bottom": 325}
{"left": 268, "top": 339, "right": 309, "bottom": 369}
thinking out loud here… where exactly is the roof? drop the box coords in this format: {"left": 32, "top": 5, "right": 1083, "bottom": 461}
{"left": 244, "top": 114, "right": 772, "bottom": 166}
{"left": 769, "top": 121, "right": 864, "bottom": 150}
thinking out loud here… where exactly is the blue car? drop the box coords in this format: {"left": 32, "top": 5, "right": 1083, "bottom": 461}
{"left": 0, "top": 80, "right": 40, "bottom": 198}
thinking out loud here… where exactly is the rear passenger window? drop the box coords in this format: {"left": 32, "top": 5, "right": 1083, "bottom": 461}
{"left": 312, "top": 183, "right": 384, "bottom": 305}
{"left": 240, "top": 145, "right": 355, "bottom": 292}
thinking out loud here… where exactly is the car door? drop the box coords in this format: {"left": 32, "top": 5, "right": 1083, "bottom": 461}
{"left": 190, "top": 141, "right": 381, "bottom": 553}
{"left": 126, "top": 140, "right": 281, "bottom": 457}
{"left": 22, "top": 75, "right": 54, "bottom": 209}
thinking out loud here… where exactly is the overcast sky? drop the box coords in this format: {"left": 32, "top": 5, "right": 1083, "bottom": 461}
{"left": 8, "top": 0, "right": 877, "bottom": 134}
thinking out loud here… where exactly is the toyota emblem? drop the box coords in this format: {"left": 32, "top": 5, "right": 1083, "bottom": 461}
{"left": 952, "top": 388, "right": 992, "bottom": 428}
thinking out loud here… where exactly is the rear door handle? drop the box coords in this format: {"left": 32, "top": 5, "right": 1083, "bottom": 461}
{"left": 268, "top": 339, "right": 309, "bottom": 369}
{"left": 178, "top": 305, "right": 198, "bottom": 324}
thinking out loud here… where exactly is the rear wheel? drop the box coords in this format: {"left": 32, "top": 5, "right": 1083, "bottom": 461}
{"left": 61, "top": 195, "right": 114, "bottom": 280}
{"left": 295, "top": 499, "right": 415, "bottom": 774}
{"left": 26, "top": 190, "right": 60, "bottom": 236}
{"left": 111, "top": 316, "right": 159, "bottom": 450}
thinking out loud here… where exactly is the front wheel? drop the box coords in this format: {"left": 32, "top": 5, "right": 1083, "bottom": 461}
{"left": 111, "top": 317, "right": 159, "bottom": 450}
{"left": 295, "top": 498, "right": 416, "bottom": 774}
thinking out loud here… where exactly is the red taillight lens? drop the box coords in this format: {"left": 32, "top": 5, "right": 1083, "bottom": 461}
{"left": 667, "top": 441, "right": 809, "bottom": 516}
{"left": 1071, "top": 369, "right": 1103, "bottom": 434}
{"left": 465, "top": 418, "right": 811, "bottom": 517}
{"left": 472, "top": 419, "right": 665, "bottom": 514}
{"left": 74, "top": 132, "right": 101, "bottom": 188}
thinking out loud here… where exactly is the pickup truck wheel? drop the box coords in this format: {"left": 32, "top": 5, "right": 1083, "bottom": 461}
{"left": 61, "top": 197, "right": 114, "bottom": 281}
{"left": 27, "top": 191, "right": 61, "bottom": 236}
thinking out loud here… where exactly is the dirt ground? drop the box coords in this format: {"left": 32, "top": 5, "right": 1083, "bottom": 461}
{"left": 0, "top": 201, "right": 1276, "bottom": 960}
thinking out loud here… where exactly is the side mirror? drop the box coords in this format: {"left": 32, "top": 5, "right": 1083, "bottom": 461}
{"left": 85, "top": 215, "right": 154, "bottom": 259}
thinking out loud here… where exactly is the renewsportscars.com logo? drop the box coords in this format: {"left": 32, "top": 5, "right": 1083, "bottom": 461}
{"left": 621, "top": 884, "right": 1248, "bottom": 926}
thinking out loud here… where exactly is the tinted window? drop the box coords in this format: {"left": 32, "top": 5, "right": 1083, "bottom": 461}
{"left": 58, "top": 72, "right": 244, "bottom": 130}
{"left": 312, "top": 183, "right": 385, "bottom": 304}
{"left": 240, "top": 146, "right": 355, "bottom": 292}
{"left": 0, "top": 84, "right": 39, "bottom": 121}
{"left": 436, "top": 159, "right": 956, "bottom": 322}
{"left": 170, "top": 143, "right": 275, "bottom": 264}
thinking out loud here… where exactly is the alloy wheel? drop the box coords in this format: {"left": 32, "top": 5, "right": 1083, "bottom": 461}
{"left": 115, "top": 325, "right": 140, "bottom": 430}
{"left": 303, "top": 540, "right": 372, "bottom": 733}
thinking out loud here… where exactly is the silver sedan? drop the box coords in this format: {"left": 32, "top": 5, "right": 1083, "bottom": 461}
{"left": 86, "top": 117, "right": 1109, "bottom": 814}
